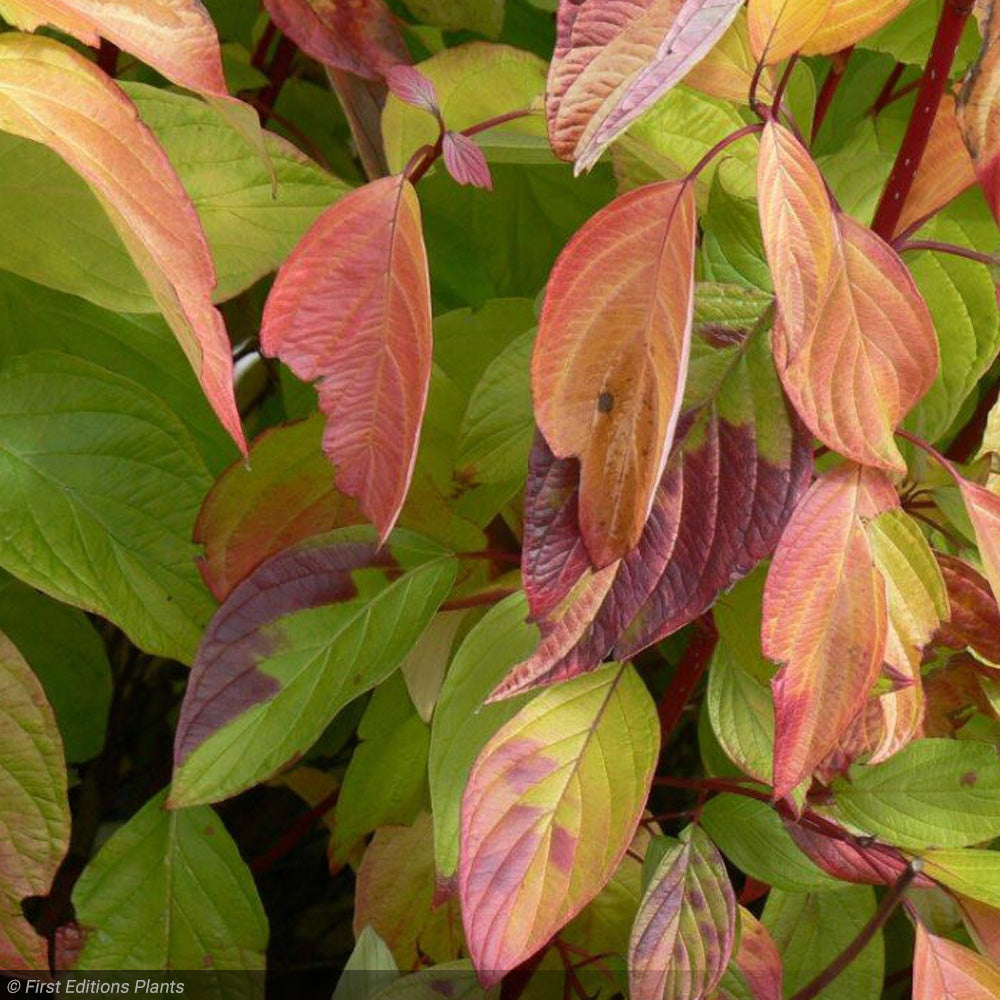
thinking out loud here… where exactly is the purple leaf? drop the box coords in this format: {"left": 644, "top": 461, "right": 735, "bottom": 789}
{"left": 442, "top": 131, "right": 493, "bottom": 190}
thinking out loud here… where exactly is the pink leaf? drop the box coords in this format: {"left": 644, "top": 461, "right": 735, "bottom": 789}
{"left": 386, "top": 64, "right": 440, "bottom": 114}
{"left": 0, "top": 33, "right": 244, "bottom": 452}
{"left": 263, "top": 0, "right": 409, "bottom": 79}
{"left": 260, "top": 175, "right": 433, "bottom": 541}
{"left": 442, "top": 131, "right": 494, "bottom": 190}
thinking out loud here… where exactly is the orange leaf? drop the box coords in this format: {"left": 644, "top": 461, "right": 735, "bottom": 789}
{"left": 748, "top": 0, "right": 832, "bottom": 65}
{"left": 533, "top": 180, "right": 697, "bottom": 567}
{"left": 762, "top": 462, "right": 898, "bottom": 799}
{"left": 897, "top": 94, "right": 976, "bottom": 238}
{"left": 0, "top": 33, "right": 244, "bottom": 452}
{"left": 959, "top": 1, "right": 1000, "bottom": 225}
{"left": 0, "top": 0, "right": 227, "bottom": 95}
{"left": 914, "top": 924, "right": 1000, "bottom": 1000}
{"left": 758, "top": 121, "right": 937, "bottom": 473}
{"left": 957, "top": 478, "right": 1000, "bottom": 612}
{"left": 260, "top": 175, "right": 433, "bottom": 541}
{"left": 800, "top": 0, "right": 916, "bottom": 56}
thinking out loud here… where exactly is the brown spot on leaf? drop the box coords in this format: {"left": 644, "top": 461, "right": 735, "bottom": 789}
{"left": 961, "top": 770, "right": 978, "bottom": 786}
{"left": 597, "top": 390, "right": 614, "bottom": 413}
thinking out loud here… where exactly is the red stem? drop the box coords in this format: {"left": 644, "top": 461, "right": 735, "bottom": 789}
{"left": 440, "top": 588, "right": 517, "bottom": 612}
{"left": 251, "top": 788, "right": 339, "bottom": 875}
{"left": 462, "top": 108, "right": 534, "bottom": 138}
{"left": 812, "top": 47, "right": 854, "bottom": 142}
{"left": 686, "top": 122, "right": 765, "bottom": 183}
{"left": 257, "top": 36, "right": 297, "bottom": 126}
{"left": 946, "top": 379, "right": 1000, "bottom": 462}
{"left": 871, "top": 0, "right": 974, "bottom": 240}
{"left": 771, "top": 54, "right": 799, "bottom": 119}
{"left": 871, "top": 62, "right": 907, "bottom": 115}
{"left": 657, "top": 617, "right": 718, "bottom": 743}
{"left": 251, "top": 21, "right": 277, "bottom": 71}
{"left": 897, "top": 239, "right": 999, "bottom": 267}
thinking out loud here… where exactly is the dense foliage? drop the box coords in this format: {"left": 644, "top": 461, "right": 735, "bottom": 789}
{"left": 6, "top": 1, "right": 1000, "bottom": 998}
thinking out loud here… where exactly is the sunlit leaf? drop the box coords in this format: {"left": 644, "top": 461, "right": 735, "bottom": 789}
{"left": 0, "top": 33, "right": 245, "bottom": 451}
{"left": 914, "top": 924, "right": 1000, "bottom": 1000}
{"left": 72, "top": 789, "right": 267, "bottom": 975}
{"left": 763, "top": 462, "right": 898, "bottom": 798}
{"left": 533, "top": 179, "right": 696, "bottom": 567}
{"left": 748, "top": 0, "right": 832, "bottom": 64}
{"left": 758, "top": 120, "right": 938, "bottom": 472}
{"left": 262, "top": 0, "right": 408, "bottom": 79}
{"left": 171, "top": 529, "right": 456, "bottom": 806}
{"left": 799, "top": 0, "right": 916, "bottom": 56}
{"left": 0, "top": 633, "right": 69, "bottom": 971}
{"left": 460, "top": 662, "right": 658, "bottom": 986}
{"left": 831, "top": 739, "right": 1000, "bottom": 850}
{"left": 922, "top": 849, "right": 1000, "bottom": 910}
{"left": 261, "top": 175, "right": 432, "bottom": 540}
{"left": 629, "top": 825, "right": 736, "bottom": 1000}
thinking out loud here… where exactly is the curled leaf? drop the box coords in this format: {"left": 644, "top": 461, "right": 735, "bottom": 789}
{"left": 0, "top": 33, "right": 244, "bottom": 452}
{"left": 629, "top": 825, "right": 736, "bottom": 1000}
{"left": 763, "top": 462, "right": 898, "bottom": 799}
{"left": 533, "top": 179, "right": 697, "bottom": 567}
{"left": 758, "top": 120, "right": 937, "bottom": 472}
{"left": 261, "top": 175, "right": 433, "bottom": 541}
{"left": 460, "top": 663, "right": 658, "bottom": 986}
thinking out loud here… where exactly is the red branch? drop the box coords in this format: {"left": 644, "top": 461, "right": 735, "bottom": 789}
{"left": 812, "top": 47, "right": 854, "bottom": 142}
{"left": 871, "top": 62, "right": 907, "bottom": 115}
{"left": 871, "top": 0, "right": 974, "bottom": 240}
{"left": 257, "top": 36, "right": 298, "bottom": 127}
{"left": 251, "top": 788, "right": 339, "bottom": 875}
{"left": 657, "top": 617, "right": 718, "bottom": 744}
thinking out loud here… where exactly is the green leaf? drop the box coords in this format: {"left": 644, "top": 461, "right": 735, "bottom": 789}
{"left": 706, "top": 566, "right": 776, "bottom": 783}
{"left": 700, "top": 173, "right": 772, "bottom": 292}
{"left": 171, "top": 530, "right": 457, "bottom": 807}
{"left": 699, "top": 795, "right": 840, "bottom": 892}
{"left": 381, "top": 42, "right": 548, "bottom": 171}
{"left": 0, "top": 83, "right": 346, "bottom": 314}
{"left": 817, "top": 119, "right": 894, "bottom": 224}
{"left": 332, "top": 674, "right": 431, "bottom": 862}
{"left": 904, "top": 192, "right": 1000, "bottom": 444}
{"left": 0, "top": 270, "right": 236, "bottom": 473}
{"left": 332, "top": 926, "right": 399, "bottom": 1000}
{"left": 832, "top": 739, "right": 1000, "bottom": 850}
{"left": 922, "top": 849, "right": 1000, "bottom": 909}
{"left": 614, "top": 87, "right": 758, "bottom": 201}
{"left": 0, "top": 352, "right": 214, "bottom": 663}
{"left": 429, "top": 592, "right": 539, "bottom": 882}
{"left": 72, "top": 790, "right": 268, "bottom": 977}
{"left": 456, "top": 328, "right": 535, "bottom": 484}
{"left": 0, "top": 632, "right": 69, "bottom": 971}
{"left": 763, "top": 886, "right": 884, "bottom": 1000}
{"left": 368, "top": 962, "right": 487, "bottom": 1000}
{"left": 865, "top": 0, "right": 982, "bottom": 68}
{"left": 460, "top": 662, "right": 660, "bottom": 985}
{"left": 400, "top": 0, "right": 506, "bottom": 37}
{"left": 0, "top": 572, "right": 112, "bottom": 763}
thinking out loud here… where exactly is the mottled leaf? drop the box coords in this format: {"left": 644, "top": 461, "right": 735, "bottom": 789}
{"left": 262, "top": 0, "right": 408, "bottom": 79}
{"left": 429, "top": 594, "right": 539, "bottom": 888}
{"left": 72, "top": 789, "right": 267, "bottom": 974}
{"left": 630, "top": 824, "right": 736, "bottom": 1000}
{"left": 831, "top": 738, "right": 1000, "bottom": 850}
{"left": 533, "top": 179, "right": 696, "bottom": 567}
{"left": 758, "top": 120, "right": 937, "bottom": 472}
{"left": 171, "top": 529, "right": 456, "bottom": 806}
{"left": 763, "top": 462, "right": 898, "bottom": 798}
{"left": 354, "top": 813, "right": 464, "bottom": 970}
{"left": 935, "top": 554, "right": 1000, "bottom": 665}
{"left": 261, "top": 175, "right": 432, "bottom": 540}
{"left": 914, "top": 924, "right": 1000, "bottom": 1000}
{"left": 0, "top": 352, "right": 214, "bottom": 664}
{"left": 0, "top": 633, "right": 69, "bottom": 971}
{"left": 460, "top": 662, "right": 658, "bottom": 985}
{"left": 783, "top": 820, "right": 922, "bottom": 886}
{"left": 0, "top": 33, "right": 245, "bottom": 450}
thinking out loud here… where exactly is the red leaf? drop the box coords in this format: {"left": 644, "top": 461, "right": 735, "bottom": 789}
{"left": 261, "top": 175, "right": 433, "bottom": 541}
{"left": 0, "top": 0, "right": 228, "bottom": 94}
{"left": 914, "top": 924, "right": 1000, "bottom": 999}
{"left": 763, "top": 462, "right": 898, "bottom": 799}
{"left": 386, "top": 64, "right": 440, "bottom": 114}
{"left": 956, "top": 478, "right": 1000, "bottom": 616}
{"left": 758, "top": 120, "right": 938, "bottom": 472}
{"left": 533, "top": 180, "right": 697, "bottom": 568}
{"left": 262, "top": 0, "right": 409, "bottom": 79}
{"left": 442, "top": 131, "right": 493, "bottom": 190}
{"left": 0, "top": 34, "right": 244, "bottom": 452}
{"left": 934, "top": 554, "right": 1000, "bottom": 665}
